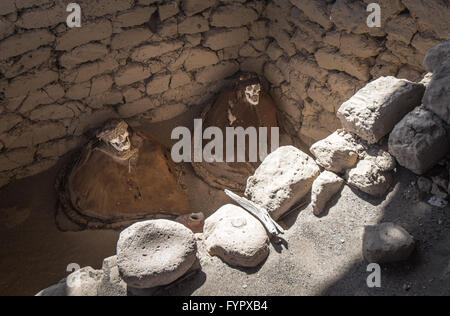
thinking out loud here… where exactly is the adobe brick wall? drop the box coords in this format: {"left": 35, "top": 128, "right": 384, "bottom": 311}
{"left": 266, "top": 0, "right": 449, "bottom": 146}
{"left": 0, "top": 0, "right": 267, "bottom": 187}
{"left": 0, "top": 0, "right": 449, "bottom": 188}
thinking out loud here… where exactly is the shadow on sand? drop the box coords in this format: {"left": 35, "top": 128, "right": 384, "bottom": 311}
{"left": 321, "top": 168, "right": 450, "bottom": 296}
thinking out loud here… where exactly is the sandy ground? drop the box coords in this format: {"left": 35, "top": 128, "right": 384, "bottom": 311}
{"left": 0, "top": 112, "right": 449, "bottom": 296}
{"left": 161, "top": 169, "right": 450, "bottom": 296}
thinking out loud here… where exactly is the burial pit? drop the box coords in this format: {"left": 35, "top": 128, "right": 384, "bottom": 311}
{"left": 0, "top": 0, "right": 449, "bottom": 297}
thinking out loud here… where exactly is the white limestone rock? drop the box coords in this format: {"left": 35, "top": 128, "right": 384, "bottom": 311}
{"left": 203, "top": 204, "right": 269, "bottom": 268}
{"left": 337, "top": 76, "right": 425, "bottom": 144}
{"left": 389, "top": 105, "right": 450, "bottom": 175}
{"left": 423, "top": 59, "right": 450, "bottom": 125}
{"left": 311, "top": 171, "right": 345, "bottom": 216}
{"left": 117, "top": 220, "right": 197, "bottom": 289}
{"left": 346, "top": 159, "right": 393, "bottom": 197}
{"left": 310, "top": 130, "right": 360, "bottom": 174}
{"left": 245, "top": 146, "right": 321, "bottom": 220}
{"left": 362, "top": 145, "right": 397, "bottom": 172}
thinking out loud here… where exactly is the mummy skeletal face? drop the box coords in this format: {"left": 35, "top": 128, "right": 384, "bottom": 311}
{"left": 109, "top": 130, "right": 131, "bottom": 152}
{"left": 97, "top": 120, "right": 132, "bottom": 153}
{"left": 245, "top": 83, "right": 261, "bottom": 106}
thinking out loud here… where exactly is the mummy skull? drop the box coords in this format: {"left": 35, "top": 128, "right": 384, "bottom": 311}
{"left": 109, "top": 131, "right": 131, "bottom": 152}
{"left": 245, "top": 83, "right": 261, "bottom": 106}
{"left": 97, "top": 120, "right": 132, "bottom": 153}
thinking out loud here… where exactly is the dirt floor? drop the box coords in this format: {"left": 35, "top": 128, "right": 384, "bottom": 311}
{"left": 161, "top": 168, "right": 450, "bottom": 296}
{"left": 0, "top": 113, "right": 449, "bottom": 296}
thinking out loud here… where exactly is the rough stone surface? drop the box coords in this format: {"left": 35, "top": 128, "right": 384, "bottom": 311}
{"left": 191, "top": 74, "right": 279, "bottom": 192}
{"left": 346, "top": 159, "right": 394, "bottom": 197}
{"left": 117, "top": 220, "right": 197, "bottom": 289}
{"left": 423, "top": 38, "right": 450, "bottom": 73}
{"left": 211, "top": 5, "right": 258, "bottom": 28}
{"left": 423, "top": 59, "right": 450, "bottom": 124}
{"left": 389, "top": 106, "right": 450, "bottom": 175}
{"left": 98, "top": 256, "right": 128, "bottom": 297}
{"left": 204, "top": 28, "right": 249, "bottom": 51}
{"left": 203, "top": 204, "right": 270, "bottom": 268}
{"left": 182, "top": 0, "right": 216, "bottom": 16}
{"left": 60, "top": 44, "right": 108, "bottom": 69}
{"left": 337, "top": 77, "right": 426, "bottom": 144}
{"left": 0, "top": 114, "right": 22, "bottom": 135}
{"left": 363, "top": 223, "right": 415, "bottom": 263}
{"left": 0, "top": 30, "right": 55, "bottom": 61}
{"left": 310, "top": 131, "right": 360, "bottom": 174}
{"left": 56, "top": 20, "right": 112, "bottom": 51}
{"left": 36, "top": 267, "right": 103, "bottom": 296}
{"left": 0, "top": 1, "right": 16, "bottom": 16}
{"left": 315, "top": 48, "right": 370, "bottom": 81}
{"left": 311, "top": 171, "right": 345, "bottom": 216}
{"left": 362, "top": 146, "right": 397, "bottom": 173}
{"left": 245, "top": 146, "right": 321, "bottom": 220}
{"left": 291, "top": 0, "right": 333, "bottom": 30}
{"left": 402, "top": 0, "right": 450, "bottom": 40}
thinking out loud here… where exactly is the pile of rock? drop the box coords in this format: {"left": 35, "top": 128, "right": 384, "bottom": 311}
{"left": 200, "top": 62, "right": 449, "bottom": 263}
{"left": 198, "top": 145, "right": 321, "bottom": 268}
{"left": 307, "top": 75, "right": 424, "bottom": 215}
{"left": 308, "top": 38, "right": 450, "bottom": 214}
{"left": 389, "top": 39, "right": 450, "bottom": 206}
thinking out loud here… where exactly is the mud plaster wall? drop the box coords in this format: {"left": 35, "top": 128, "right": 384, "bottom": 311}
{"left": 267, "top": 0, "right": 449, "bottom": 147}
{"left": 0, "top": 0, "right": 449, "bottom": 189}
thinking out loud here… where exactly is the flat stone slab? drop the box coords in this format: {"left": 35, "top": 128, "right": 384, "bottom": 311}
{"left": 117, "top": 220, "right": 197, "bottom": 289}
{"left": 337, "top": 76, "right": 425, "bottom": 144}
{"left": 203, "top": 204, "right": 269, "bottom": 268}
{"left": 245, "top": 146, "right": 320, "bottom": 220}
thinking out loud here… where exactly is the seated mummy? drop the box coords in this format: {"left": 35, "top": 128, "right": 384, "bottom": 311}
{"left": 56, "top": 119, "right": 191, "bottom": 228}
